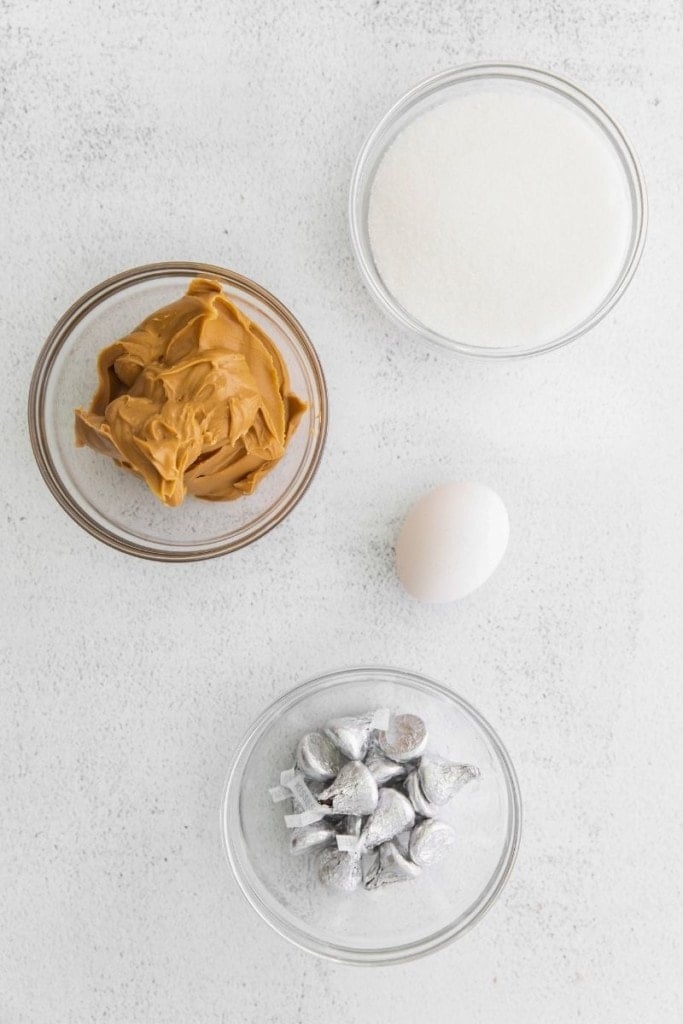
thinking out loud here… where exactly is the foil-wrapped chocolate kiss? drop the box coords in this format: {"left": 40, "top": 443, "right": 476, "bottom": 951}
{"left": 318, "top": 760, "right": 379, "bottom": 816}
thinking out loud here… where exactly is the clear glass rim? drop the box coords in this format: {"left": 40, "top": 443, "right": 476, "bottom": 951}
{"left": 27, "top": 261, "right": 328, "bottom": 562}
{"left": 221, "top": 665, "right": 522, "bottom": 966}
{"left": 349, "top": 62, "right": 648, "bottom": 360}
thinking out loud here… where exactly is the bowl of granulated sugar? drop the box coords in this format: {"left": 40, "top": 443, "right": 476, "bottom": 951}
{"left": 349, "top": 63, "right": 647, "bottom": 358}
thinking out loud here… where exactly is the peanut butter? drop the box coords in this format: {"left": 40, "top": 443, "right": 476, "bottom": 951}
{"left": 74, "top": 278, "right": 307, "bottom": 507}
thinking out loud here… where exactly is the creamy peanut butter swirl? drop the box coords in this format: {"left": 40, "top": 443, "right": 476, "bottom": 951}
{"left": 74, "top": 278, "right": 307, "bottom": 507}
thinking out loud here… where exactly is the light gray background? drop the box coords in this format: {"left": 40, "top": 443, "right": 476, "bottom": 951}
{"left": 2, "top": 1, "right": 682, "bottom": 1021}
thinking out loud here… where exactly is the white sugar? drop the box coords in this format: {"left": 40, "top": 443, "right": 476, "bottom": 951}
{"left": 368, "top": 86, "right": 632, "bottom": 349}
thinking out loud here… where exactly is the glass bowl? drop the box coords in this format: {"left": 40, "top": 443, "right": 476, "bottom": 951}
{"left": 221, "top": 666, "right": 521, "bottom": 965}
{"left": 28, "top": 262, "right": 327, "bottom": 561}
{"left": 349, "top": 63, "right": 647, "bottom": 359}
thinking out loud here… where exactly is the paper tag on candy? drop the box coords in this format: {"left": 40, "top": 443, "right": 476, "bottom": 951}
{"left": 284, "top": 808, "right": 327, "bottom": 827}
{"left": 270, "top": 767, "right": 317, "bottom": 805}
{"left": 285, "top": 772, "right": 322, "bottom": 809}
{"left": 280, "top": 770, "right": 328, "bottom": 827}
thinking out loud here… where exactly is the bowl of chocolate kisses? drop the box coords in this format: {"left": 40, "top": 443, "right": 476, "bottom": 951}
{"left": 221, "top": 666, "right": 521, "bottom": 965}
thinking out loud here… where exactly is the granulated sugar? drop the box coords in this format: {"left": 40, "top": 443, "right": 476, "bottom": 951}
{"left": 368, "top": 86, "right": 632, "bottom": 349}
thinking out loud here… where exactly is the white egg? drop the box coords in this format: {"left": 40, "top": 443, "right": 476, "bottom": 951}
{"left": 396, "top": 481, "right": 509, "bottom": 602}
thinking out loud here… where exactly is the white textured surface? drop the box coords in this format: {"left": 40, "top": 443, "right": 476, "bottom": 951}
{"left": 1, "top": 1, "right": 682, "bottom": 1021}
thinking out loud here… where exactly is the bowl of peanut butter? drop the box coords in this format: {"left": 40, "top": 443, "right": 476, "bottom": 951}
{"left": 29, "top": 263, "right": 327, "bottom": 560}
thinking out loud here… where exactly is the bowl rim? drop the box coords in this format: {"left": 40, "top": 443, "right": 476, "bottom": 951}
{"left": 27, "top": 261, "right": 328, "bottom": 562}
{"left": 348, "top": 61, "right": 648, "bottom": 359}
{"left": 221, "top": 665, "right": 522, "bottom": 965}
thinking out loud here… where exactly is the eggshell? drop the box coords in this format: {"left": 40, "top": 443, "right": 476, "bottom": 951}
{"left": 396, "top": 482, "right": 509, "bottom": 602}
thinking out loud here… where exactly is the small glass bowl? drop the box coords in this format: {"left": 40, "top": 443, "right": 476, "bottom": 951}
{"left": 349, "top": 63, "right": 648, "bottom": 359}
{"left": 221, "top": 666, "right": 521, "bottom": 965}
{"left": 28, "top": 262, "right": 327, "bottom": 561}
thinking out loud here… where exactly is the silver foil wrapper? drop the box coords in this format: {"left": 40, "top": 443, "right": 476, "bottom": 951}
{"left": 394, "top": 829, "right": 411, "bottom": 857}
{"left": 418, "top": 759, "right": 481, "bottom": 805}
{"left": 363, "top": 840, "right": 422, "bottom": 890}
{"left": 318, "top": 760, "right": 379, "bottom": 815}
{"left": 377, "top": 713, "right": 427, "bottom": 762}
{"left": 295, "top": 731, "right": 344, "bottom": 782}
{"left": 318, "top": 848, "right": 362, "bottom": 892}
{"left": 362, "top": 787, "right": 415, "bottom": 849}
{"left": 405, "top": 769, "right": 438, "bottom": 819}
{"left": 290, "top": 820, "right": 337, "bottom": 856}
{"left": 365, "top": 754, "right": 407, "bottom": 786}
{"left": 324, "top": 708, "right": 390, "bottom": 761}
{"left": 409, "top": 818, "right": 456, "bottom": 868}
